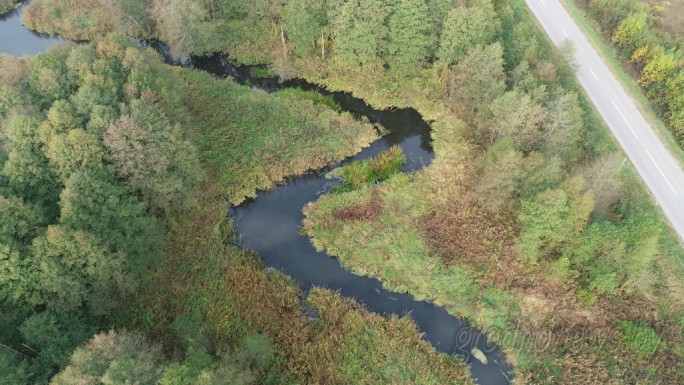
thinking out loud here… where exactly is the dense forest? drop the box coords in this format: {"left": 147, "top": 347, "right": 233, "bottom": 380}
{"left": 0, "top": 0, "right": 683, "bottom": 384}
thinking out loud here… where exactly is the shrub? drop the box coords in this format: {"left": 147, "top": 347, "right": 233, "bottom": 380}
{"left": 334, "top": 146, "right": 405, "bottom": 192}
{"left": 618, "top": 320, "right": 662, "bottom": 358}
{"left": 276, "top": 87, "right": 341, "bottom": 112}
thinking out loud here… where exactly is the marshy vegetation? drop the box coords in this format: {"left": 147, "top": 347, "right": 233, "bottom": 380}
{"left": 4, "top": 0, "right": 684, "bottom": 383}
{"left": 0, "top": 35, "right": 471, "bottom": 384}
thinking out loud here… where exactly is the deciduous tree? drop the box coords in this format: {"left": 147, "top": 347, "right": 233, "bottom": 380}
{"left": 104, "top": 100, "right": 201, "bottom": 210}
{"left": 385, "top": 0, "right": 432, "bottom": 74}
{"left": 446, "top": 43, "right": 506, "bottom": 118}
{"left": 437, "top": 2, "right": 498, "bottom": 64}
{"left": 329, "top": 0, "right": 388, "bottom": 68}
{"left": 59, "top": 171, "right": 161, "bottom": 273}
{"left": 282, "top": 0, "right": 328, "bottom": 57}
{"left": 486, "top": 89, "right": 548, "bottom": 150}
{"left": 517, "top": 176, "right": 594, "bottom": 262}
{"left": 51, "top": 330, "right": 166, "bottom": 385}
{"left": 31, "top": 225, "right": 137, "bottom": 315}
{"left": 539, "top": 91, "right": 584, "bottom": 161}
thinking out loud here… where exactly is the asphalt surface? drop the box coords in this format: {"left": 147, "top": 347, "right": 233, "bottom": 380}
{"left": 526, "top": 0, "right": 684, "bottom": 242}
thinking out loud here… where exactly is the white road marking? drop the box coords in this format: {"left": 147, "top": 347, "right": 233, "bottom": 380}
{"left": 645, "top": 149, "right": 679, "bottom": 197}
{"left": 589, "top": 68, "right": 598, "bottom": 80}
{"left": 611, "top": 99, "right": 639, "bottom": 139}
{"left": 562, "top": 30, "right": 568, "bottom": 38}
{"left": 540, "top": 0, "right": 547, "bottom": 7}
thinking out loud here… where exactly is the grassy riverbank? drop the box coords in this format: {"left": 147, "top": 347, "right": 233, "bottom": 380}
{"left": 131, "top": 177, "right": 474, "bottom": 385}
{"left": 178, "top": 69, "right": 378, "bottom": 204}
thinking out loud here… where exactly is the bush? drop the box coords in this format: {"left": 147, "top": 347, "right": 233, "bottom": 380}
{"left": 276, "top": 87, "right": 341, "bottom": 112}
{"left": 618, "top": 320, "right": 662, "bottom": 358}
{"left": 335, "top": 146, "right": 405, "bottom": 192}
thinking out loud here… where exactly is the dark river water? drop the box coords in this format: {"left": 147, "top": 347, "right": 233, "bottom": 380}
{"left": 1, "top": 13, "right": 514, "bottom": 383}
{"left": 0, "top": 2, "right": 63, "bottom": 55}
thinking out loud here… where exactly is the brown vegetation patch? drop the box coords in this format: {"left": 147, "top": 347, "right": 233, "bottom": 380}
{"left": 223, "top": 257, "right": 308, "bottom": 347}
{"left": 514, "top": 272, "right": 683, "bottom": 384}
{"left": 421, "top": 196, "right": 517, "bottom": 267}
{"left": 644, "top": 0, "right": 684, "bottom": 38}
{"left": 332, "top": 192, "right": 382, "bottom": 222}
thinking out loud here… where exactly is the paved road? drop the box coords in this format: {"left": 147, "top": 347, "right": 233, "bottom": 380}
{"left": 525, "top": 0, "right": 684, "bottom": 242}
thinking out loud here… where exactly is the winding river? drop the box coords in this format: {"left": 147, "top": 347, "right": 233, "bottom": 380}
{"left": 2, "top": 14, "right": 513, "bottom": 385}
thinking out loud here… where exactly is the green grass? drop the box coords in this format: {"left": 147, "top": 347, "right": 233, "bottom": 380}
{"left": 619, "top": 321, "right": 662, "bottom": 358}
{"left": 275, "top": 87, "right": 342, "bottom": 112}
{"left": 249, "top": 67, "right": 270, "bottom": 79}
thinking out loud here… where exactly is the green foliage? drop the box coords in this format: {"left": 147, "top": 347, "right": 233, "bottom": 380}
{"left": 45, "top": 129, "right": 106, "bottom": 183}
{"left": 0, "top": 349, "right": 30, "bottom": 385}
{"left": 28, "top": 47, "right": 75, "bottom": 108}
{"left": 618, "top": 321, "right": 662, "bottom": 358}
{"left": 0, "top": 37, "right": 204, "bottom": 383}
{"left": 104, "top": 99, "right": 201, "bottom": 211}
{"left": 540, "top": 91, "right": 584, "bottom": 161}
{"left": 19, "top": 311, "right": 97, "bottom": 384}
{"left": 158, "top": 347, "right": 213, "bottom": 385}
{"left": 249, "top": 67, "right": 270, "bottom": 79}
{"left": 59, "top": 171, "right": 162, "bottom": 274}
{"left": 334, "top": 146, "right": 405, "bottom": 192}
{"left": 611, "top": 12, "right": 649, "bottom": 54}
{"left": 384, "top": 0, "right": 432, "bottom": 74}
{"left": 565, "top": 211, "right": 660, "bottom": 294}
{"left": 150, "top": 0, "right": 215, "bottom": 57}
{"left": 437, "top": 2, "right": 499, "bottom": 64}
{"left": 282, "top": 0, "right": 328, "bottom": 56}
{"left": 0, "top": 85, "right": 26, "bottom": 118}
{"left": 329, "top": 0, "right": 388, "bottom": 67}
{"left": 517, "top": 176, "right": 594, "bottom": 263}
{"left": 446, "top": 43, "right": 506, "bottom": 118}
{"left": 31, "top": 225, "right": 138, "bottom": 315}
{"left": 51, "top": 330, "right": 167, "bottom": 385}
{"left": 0, "top": 195, "right": 46, "bottom": 249}
{"left": 639, "top": 48, "right": 677, "bottom": 90}
{"left": 275, "top": 87, "right": 341, "bottom": 112}
{"left": 158, "top": 335, "right": 274, "bottom": 385}
{"left": 486, "top": 89, "right": 548, "bottom": 150}
{"left": 425, "top": 0, "right": 453, "bottom": 34}
{"left": 475, "top": 140, "right": 562, "bottom": 211}
{"left": 1, "top": 112, "right": 60, "bottom": 210}
{"left": 587, "top": 0, "right": 640, "bottom": 33}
